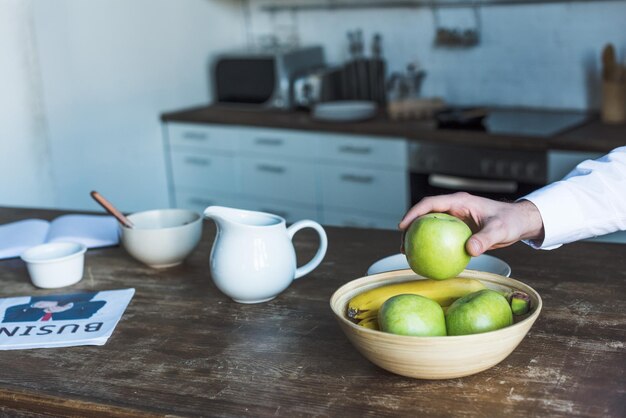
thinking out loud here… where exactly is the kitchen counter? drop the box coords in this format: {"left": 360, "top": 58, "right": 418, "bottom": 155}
{"left": 161, "top": 105, "right": 625, "bottom": 153}
{"left": 1, "top": 206, "right": 624, "bottom": 417}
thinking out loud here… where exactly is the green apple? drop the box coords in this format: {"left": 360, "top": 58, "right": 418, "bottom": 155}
{"left": 378, "top": 294, "right": 446, "bottom": 336}
{"left": 404, "top": 213, "right": 472, "bottom": 280}
{"left": 445, "top": 289, "right": 513, "bottom": 336}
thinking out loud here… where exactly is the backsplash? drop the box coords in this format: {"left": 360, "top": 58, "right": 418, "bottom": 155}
{"left": 245, "top": 0, "right": 626, "bottom": 110}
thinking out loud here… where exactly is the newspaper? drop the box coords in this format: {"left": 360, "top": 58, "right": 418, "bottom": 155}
{"left": 0, "top": 288, "right": 134, "bottom": 350}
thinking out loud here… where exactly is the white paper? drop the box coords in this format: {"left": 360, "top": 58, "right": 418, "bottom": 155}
{"left": 0, "top": 214, "right": 119, "bottom": 260}
{"left": 0, "top": 288, "right": 134, "bottom": 350}
{"left": 0, "top": 219, "right": 50, "bottom": 259}
{"left": 47, "top": 214, "right": 119, "bottom": 248}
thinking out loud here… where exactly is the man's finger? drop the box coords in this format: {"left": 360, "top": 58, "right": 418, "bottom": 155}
{"left": 398, "top": 195, "right": 459, "bottom": 229}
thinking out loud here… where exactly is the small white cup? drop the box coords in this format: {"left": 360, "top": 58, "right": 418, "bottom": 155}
{"left": 21, "top": 242, "right": 87, "bottom": 289}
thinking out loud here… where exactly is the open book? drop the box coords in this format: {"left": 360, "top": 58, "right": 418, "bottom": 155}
{"left": 0, "top": 214, "right": 119, "bottom": 260}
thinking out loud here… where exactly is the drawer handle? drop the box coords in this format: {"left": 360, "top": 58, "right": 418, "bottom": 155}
{"left": 339, "top": 145, "right": 372, "bottom": 155}
{"left": 340, "top": 174, "right": 374, "bottom": 184}
{"left": 188, "top": 198, "right": 214, "bottom": 206}
{"left": 257, "top": 164, "right": 286, "bottom": 174}
{"left": 185, "top": 157, "right": 210, "bottom": 166}
{"left": 260, "top": 208, "right": 288, "bottom": 219}
{"left": 255, "top": 137, "right": 284, "bottom": 146}
{"left": 182, "top": 131, "right": 209, "bottom": 141}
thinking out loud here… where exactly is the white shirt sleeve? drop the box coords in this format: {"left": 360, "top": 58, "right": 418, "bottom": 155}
{"left": 521, "top": 146, "right": 626, "bottom": 249}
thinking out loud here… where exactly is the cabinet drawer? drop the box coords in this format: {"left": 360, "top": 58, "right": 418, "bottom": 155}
{"left": 240, "top": 157, "right": 318, "bottom": 205}
{"left": 237, "top": 198, "right": 320, "bottom": 224}
{"left": 319, "top": 134, "right": 407, "bottom": 168}
{"left": 321, "top": 165, "right": 408, "bottom": 216}
{"left": 167, "top": 123, "right": 237, "bottom": 152}
{"left": 323, "top": 210, "right": 399, "bottom": 230}
{"left": 170, "top": 151, "right": 238, "bottom": 193}
{"left": 174, "top": 190, "right": 238, "bottom": 215}
{"left": 238, "top": 128, "right": 319, "bottom": 160}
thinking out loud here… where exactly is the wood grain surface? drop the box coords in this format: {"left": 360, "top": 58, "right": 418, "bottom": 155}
{"left": 0, "top": 207, "right": 624, "bottom": 417}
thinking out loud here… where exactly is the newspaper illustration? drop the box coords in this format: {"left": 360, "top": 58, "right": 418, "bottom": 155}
{"left": 0, "top": 288, "right": 134, "bottom": 350}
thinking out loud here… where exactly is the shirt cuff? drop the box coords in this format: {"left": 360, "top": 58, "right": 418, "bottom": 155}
{"left": 521, "top": 182, "right": 584, "bottom": 249}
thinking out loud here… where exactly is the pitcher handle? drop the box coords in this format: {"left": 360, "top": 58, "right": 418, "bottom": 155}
{"left": 287, "top": 220, "right": 328, "bottom": 279}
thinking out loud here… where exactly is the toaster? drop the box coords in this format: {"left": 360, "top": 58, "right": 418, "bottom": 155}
{"left": 292, "top": 66, "right": 344, "bottom": 109}
{"left": 213, "top": 45, "right": 325, "bottom": 109}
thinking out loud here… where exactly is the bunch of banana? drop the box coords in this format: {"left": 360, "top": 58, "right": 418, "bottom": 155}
{"left": 348, "top": 278, "right": 486, "bottom": 323}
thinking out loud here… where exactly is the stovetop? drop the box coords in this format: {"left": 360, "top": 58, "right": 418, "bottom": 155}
{"left": 484, "top": 109, "right": 590, "bottom": 138}
{"left": 436, "top": 108, "right": 590, "bottom": 138}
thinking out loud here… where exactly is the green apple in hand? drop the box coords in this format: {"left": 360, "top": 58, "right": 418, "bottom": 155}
{"left": 404, "top": 213, "right": 472, "bottom": 280}
{"left": 378, "top": 294, "right": 446, "bottom": 336}
{"left": 445, "top": 289, "right": 513, "bottom": 336}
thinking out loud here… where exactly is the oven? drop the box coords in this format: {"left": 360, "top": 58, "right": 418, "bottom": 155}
{"left": 409, "top": 141, "right": 548, "bottom": 204}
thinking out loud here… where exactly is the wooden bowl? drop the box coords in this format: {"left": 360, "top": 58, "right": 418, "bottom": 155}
{"left": 330, "top": 269, "right": 542, "bottom": 379}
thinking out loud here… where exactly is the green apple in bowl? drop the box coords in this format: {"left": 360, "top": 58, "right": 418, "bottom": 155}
{"left": 378, "top": 294, "right": 446, "bottom": 337}
{"left": 445, "top": 289, "right": 513, "bottom": 336}
{"left": 404, "top": 213, "right": 472, "bottom": 280}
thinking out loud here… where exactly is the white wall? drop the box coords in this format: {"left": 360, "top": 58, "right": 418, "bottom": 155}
{"left": 0, "top": 0, "right": 55, "bottom": 208}
{"left": 247, "top": 0, "right": 626, "bottom": 110}
{"left": 20, "top": 0, "right": 245, "bottom": 212}
{"left": 0, "top": 0, "right": 245, "bottom": 211}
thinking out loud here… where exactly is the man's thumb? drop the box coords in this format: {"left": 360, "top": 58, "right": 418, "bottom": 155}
{"left": 466, "top": 235, "right": 487, "bottom": 257}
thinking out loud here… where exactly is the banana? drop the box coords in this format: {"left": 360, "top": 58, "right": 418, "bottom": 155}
{"left": 506, "top": 290, "right": 531, "bottom": 315}
{"left": 347, "top": 278, "right": 486, "bottom": 320}
{"left": 356, "top": 316, "right": 379, "bottom": 330}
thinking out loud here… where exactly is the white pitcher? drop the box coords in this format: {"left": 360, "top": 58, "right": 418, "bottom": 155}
{"left": 204, "top": 206, "right": 328, "bottom": 303}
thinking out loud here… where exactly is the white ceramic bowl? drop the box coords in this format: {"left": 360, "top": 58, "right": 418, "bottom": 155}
{"left": 21, "top": 242, "right": 87, "bottom": 289}
{"left": 330, "top": 269, "right": 542, "bottom": 380}
{"left": 120, "top": 209, "right": 202, "bottom": 268}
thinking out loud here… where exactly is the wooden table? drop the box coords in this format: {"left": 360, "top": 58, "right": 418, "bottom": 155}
{"left": 0, "top": 207, "right": 624, "bottom": 417}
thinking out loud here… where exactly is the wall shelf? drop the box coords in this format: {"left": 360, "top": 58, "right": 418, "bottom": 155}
{"left": 260, "top": 0, "right": 626, "bottom": 13}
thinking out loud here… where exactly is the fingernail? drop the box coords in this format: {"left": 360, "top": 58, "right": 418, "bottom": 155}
{"left": 468, "top": 238, "right": 482, "bottom": 256}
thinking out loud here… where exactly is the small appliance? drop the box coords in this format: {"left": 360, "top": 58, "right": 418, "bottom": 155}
{"left": 213, "top": 45, "right": 325, "bottom": 109}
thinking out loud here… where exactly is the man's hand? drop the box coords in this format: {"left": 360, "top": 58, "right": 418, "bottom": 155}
{"left": 399, "top": 192, "right": 545, "bottom": 256}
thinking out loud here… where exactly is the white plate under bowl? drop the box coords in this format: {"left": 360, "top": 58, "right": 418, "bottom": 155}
{"left": 312, "top": 101, "right": 378, "bottom": 122}
{"left": 367, "top": 253, "right": 511, "bottom": 277}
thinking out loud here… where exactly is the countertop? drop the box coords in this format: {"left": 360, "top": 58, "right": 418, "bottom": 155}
{"left": 161, "top": 105, "right": 626, "bottom": 154}
{"left": 0, "top": 207, "right": 624, "bottom": 417}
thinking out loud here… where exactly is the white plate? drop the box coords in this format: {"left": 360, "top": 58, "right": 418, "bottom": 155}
{"left": 312, "top": 101, "right": 378, "bottom": 122}
{"left": 367, "top": 253, "right": 511, "bottom": 277}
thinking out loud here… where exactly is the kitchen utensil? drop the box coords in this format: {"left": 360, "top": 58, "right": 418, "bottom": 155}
{"left": 90, "top": 191, "right": 134, "bottom": 229}
{"left": 312, "top": 100, "right": 378, "bottom": 122}
{"left": 21, "top": 242, "right": 87, "bottom": 288}
{"left": 602, "top": 43, "right": 617, "bottom": 82}
{"left": 367, "top": 253, "right": 511, "bottom": 277}
{"left": 330, "top": 268, "right": 542, "bottom": 379}
{"left": 369, "top": 33, "right": 385, "bottom": 104}
{"left": 436, "top": 107, "right": 488, "bottom": 129}
{"left": 120, "top": 208, "right": 202, "bottom": 268}
{"left": 204, "top": 206, "right": 327, "bottom": 304}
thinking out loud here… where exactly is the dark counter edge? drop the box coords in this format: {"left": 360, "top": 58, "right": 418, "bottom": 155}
{"left": 160, "top": 104, "right": 625, "bottom": 154}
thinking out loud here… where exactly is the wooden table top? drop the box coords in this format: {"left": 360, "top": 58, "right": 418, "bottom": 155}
{"left": 0, "top": 207, "right": 624, "bottom": 417}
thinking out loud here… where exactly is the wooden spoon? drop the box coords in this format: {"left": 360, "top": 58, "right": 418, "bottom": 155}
{"left": 90, "top": 191, "right": 134, "bottom": 228}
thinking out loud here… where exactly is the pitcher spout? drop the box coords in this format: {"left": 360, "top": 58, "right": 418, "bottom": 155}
{"left": 203, "top": 206, "right": 233, "bottom": 227}
{"left": 204, "top": 205, "right": 284, "bottom": 228}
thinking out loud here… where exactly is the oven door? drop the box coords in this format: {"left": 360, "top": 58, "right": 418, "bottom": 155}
{"left": 410, "top": 172, "right": 542, "bottom": 203}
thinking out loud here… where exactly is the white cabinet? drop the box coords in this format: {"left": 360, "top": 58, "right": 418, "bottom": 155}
{"left": 166, "top": 123, "right": 239, "bottom": 215}
{"left": 239, "top": 157, "right": 318, "bottom": 205}
{"left": 164, "top": 123, "right": 409, "bottom": 229}
{"left": 318, "top": 134, "right": 409, "bottom": 229}
{"left": 320, "top": 165, "right": 408, "bottom": 216}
